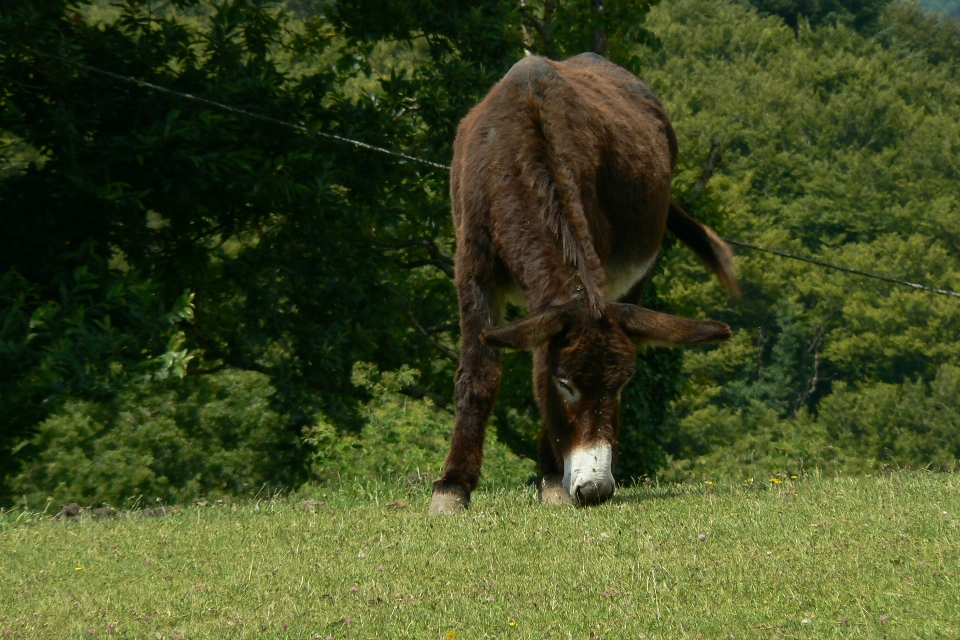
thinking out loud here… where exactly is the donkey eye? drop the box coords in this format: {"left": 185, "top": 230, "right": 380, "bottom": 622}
{"left": 553, "top": 376, "right": 580, "bottom": 403}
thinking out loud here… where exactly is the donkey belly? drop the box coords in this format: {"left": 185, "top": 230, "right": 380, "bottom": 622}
{"left": 492, "top": 251, "right": 659, "bottom": 324}
{"left": 605, "top": 252, "right": 659, "bottom": 301}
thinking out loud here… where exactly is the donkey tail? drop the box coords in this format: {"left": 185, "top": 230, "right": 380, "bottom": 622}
{"left": 510, "top": 57, "right": 606, "bottom": 318}
{"left": 667, "top": 201, "right": 741, "bottom": 297}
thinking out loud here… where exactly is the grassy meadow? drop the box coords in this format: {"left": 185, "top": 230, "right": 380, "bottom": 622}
{"left": 1, "top": 472, "right": 959, "bottom": 639}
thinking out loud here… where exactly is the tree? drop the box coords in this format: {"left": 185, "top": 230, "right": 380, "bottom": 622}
{"left": 639, "top": 0, "right": 960, "bottom": 478}
{"left": 1, "top": 0, "right": 470, "bottom": 497}
{"left": 741, "top": 0, "right": 894, "bottom": 31}
{"left": 1, "top": 0, "right": 672, "bottom": 502}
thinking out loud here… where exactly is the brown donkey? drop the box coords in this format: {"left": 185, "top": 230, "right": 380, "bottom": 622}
{"left": 430, "top": 53, "right": 739, "bottom": 514}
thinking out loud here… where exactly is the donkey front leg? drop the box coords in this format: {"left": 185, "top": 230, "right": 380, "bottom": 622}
{"left": 430, "top": 285, "right": 501, "bottom": 514}
{"left": 532, "top": 348, "right": 574, "bottom": 506}
{"left": 538, "top": 432, "right": 574, "bottom": 506}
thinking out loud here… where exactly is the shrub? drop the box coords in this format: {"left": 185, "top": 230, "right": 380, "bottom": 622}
{"left": 661, "top": 365, "right": 960, "bottom": 482}
{"left": 0, "top": 258, "right": 197, "bottom": 502}
{"left": 819, "top": 364, "right": 960, "bottom": 472}
{"left": 660, "top": 402, "right": 849, "bottom": 482}
{"left": 9, "top": 370, "right": 289, "bottom": 508}
{"left": 303, "top": 363, "right": 535, "bottom": 489}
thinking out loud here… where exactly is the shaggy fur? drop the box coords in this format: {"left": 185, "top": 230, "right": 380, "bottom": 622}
{"left": 431, "top": 53, "right": 737, "bottom": 513}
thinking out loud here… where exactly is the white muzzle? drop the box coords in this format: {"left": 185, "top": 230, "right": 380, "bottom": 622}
{"left": 563, "top": 444, "right": 615, "bottom": 505}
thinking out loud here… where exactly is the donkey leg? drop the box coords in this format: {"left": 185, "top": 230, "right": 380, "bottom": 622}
{"left": 532, "top": 348, "right": 574, "bottom": 506}
{"left": 430, "top": 280, "right": 501, "bottom": 514}
{"left": 538, "top": 433, "right": 573, "bottom": 506}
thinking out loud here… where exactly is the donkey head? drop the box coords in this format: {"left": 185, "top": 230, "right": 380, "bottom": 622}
{"left": 482, "top": 300, "right": 730, "bottom": 506}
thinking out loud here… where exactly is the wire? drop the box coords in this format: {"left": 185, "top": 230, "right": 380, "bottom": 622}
{"left": 6, "top": 39, "right": 960, "bottom": 299}
{"left": 724, "top": 238, "right": 960, "bottom": 299}
{"left": 0, "top": 39, "right": 450, "bottom": 171}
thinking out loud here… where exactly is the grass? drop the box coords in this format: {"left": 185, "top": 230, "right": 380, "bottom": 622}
{"left": 1, "top": 472, "right": 959, "bottom": 639}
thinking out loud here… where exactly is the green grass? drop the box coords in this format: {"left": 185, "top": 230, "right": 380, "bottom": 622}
{"left": 2, "top": 472, "right": 959, "bottom": 639}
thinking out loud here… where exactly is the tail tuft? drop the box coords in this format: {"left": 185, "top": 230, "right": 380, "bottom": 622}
{"left": 667, "top": 202, "right": 741, "bottom": 298}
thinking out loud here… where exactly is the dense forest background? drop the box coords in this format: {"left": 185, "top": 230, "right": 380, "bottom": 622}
{"left": 2, "top": 0, "right": 959, "bottom": 508}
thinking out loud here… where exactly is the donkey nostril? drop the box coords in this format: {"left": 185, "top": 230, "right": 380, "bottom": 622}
{"left": 573, "top": 480, "right": 614, "bottom": 506}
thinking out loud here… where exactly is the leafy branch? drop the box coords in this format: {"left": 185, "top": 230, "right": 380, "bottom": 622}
{"left": 370, "top": 236, "right": 455, "bottom": 279}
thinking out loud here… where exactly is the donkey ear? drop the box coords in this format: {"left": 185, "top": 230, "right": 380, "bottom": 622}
{"left": 480, "top": 309, "right": 565, "bottom": 350}
{"left": 610, "top": 303, "right": 732, "bottom": 346}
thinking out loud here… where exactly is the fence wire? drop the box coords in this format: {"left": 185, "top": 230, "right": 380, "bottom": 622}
{"left": 723, "top": 239, "right": 960, "bottom": 299}
{"left": 1, "top": 40, "right": 449, "bottom": 171}
{"left": 5, "top": 39, "right": 960, "bottom": 299}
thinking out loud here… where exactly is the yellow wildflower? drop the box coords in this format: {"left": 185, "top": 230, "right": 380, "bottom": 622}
{"left": 75, "top": 566, "right": 82, "bottom": 571}
{"left": 445, "top": 632, "right": 457, "bottom": 639}
{"left": 790, "top": 475, "right": 798, "bottom": 480}
{"left": 509, "top": 619, "right": 517, "bottom": 627}
{"left": 769, "top": 477, "right": 782, "bottom": 485}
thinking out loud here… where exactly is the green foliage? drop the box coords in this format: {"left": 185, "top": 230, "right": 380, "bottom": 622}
{"left": 661, "top": 366, "right": 960, "bottom": 482}
{"left": 518, "top": 0, "right": 661, "bottom": 63}
{"left": 741, "top": 0, "right": 893, "bottom": 31}
{"left": 920, "top": 0, "right": 960, "bottom": 19}
{"left": 9, "top": 370, "right": 291, "bottom": 508}
{"left": 876, "top": 1, "right": 960, "bottom": 65}
{"left": 0, "top": 0, "right": 520, "bottom": 415}
{"left": 0, "top": 0, "right": 674, "bottom": 503}
{"left": 0, "top": 0, "right": 479, "bottom": 501}
{"left": 304, "top": 363, "right": 534, "bottom": 488}
{"left": 819, "top": 364, "right": 960, "bottom": 472}
{"left": 639, "top": 0, "right": 960, "bottom": 481}
{"left": 0, "top": 249, "right": 198, "bottom": 486}
{"left": 331, "top": 0, "right": 523, "bottom": 67}
{"left": 663, "top": 398, "right": 857, "bottom": 482}
{"left": 4, "top": 0, "right": 960, "bottom": 505}
{"left": 0, "top": 132, "right": 45, "bottom": 178}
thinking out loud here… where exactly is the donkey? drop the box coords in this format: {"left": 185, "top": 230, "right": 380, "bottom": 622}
{"left": 430, "top": 53, "right": 739, "bottom": 514}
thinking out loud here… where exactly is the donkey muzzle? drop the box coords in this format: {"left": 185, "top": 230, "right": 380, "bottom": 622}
{"left": 563, "top": 444, "right": 616, "bottom": 506}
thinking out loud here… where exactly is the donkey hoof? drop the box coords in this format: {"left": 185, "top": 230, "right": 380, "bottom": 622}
{"left": 538, "top": 474, "right": 574, "bottom": 505}
{"left": 429, "top": 481, "right": 470, "bottom": 514}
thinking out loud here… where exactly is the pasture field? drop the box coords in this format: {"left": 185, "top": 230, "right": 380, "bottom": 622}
{"left": 1, "top": 472, "right": 959, "bottom": 639}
